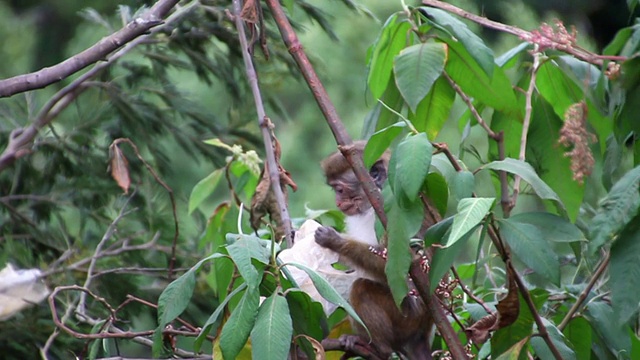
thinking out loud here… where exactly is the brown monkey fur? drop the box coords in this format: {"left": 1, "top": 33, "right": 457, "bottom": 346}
{"left": 315, "top": 141, "right": 432, "bottom": 360}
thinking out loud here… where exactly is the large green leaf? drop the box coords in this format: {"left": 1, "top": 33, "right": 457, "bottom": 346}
{"left": 536, "top": 60, "right": 610, "bottom": 152}
{"left": 362, "top": 76, "right": 405, "bottom": 138}
{"left": 410, "top": 75, "right": 455, "bottom": 140}
{"left": 364, "top": 121, "right": 405, "bottom": 168}
{"left": 250, "top": 293, "right": 293, "bottom": 360}
{"left": 494, "top": 338, "right": 529, "bottom": 360}
{"left": 157, "top": 268, "right": 196, "bottom": 328}
{"left": 219, "top": 287, "right": 260, "bottom": 360}
{"left": 195, "top": 283, "right": 248, "bottom": 352}
{"left": 525, "top": 95, "right": 585, "bottom": 221}
{"left": 480, "top": 158, "right": 567, "bottom": 216}
{"left": 226, "top": 237, "right": 263, "bottom": 289}
{"left": 420, "top": 7, "right": 494, "bottom": 77}
{"left": 509, "top": 212, "right": 586, "bottom": 243}
{"left": 394, "top": 133, "right": 433, "bottom": 201}
{"left": 284, "top": 262, "right": 366, "bottom": 330}
{"left": 425, "top": 217, "right": 475, "bottom": 292}
{"left": 610, "top": 213, "right": 640, "bottom": 323}
{"left": 188, "top": 168, "right": 223, "bottom": 214}
{"left": 285, "top": 289, "right": 327, "bottom": 341}
{"left": 563, "top": 317, "right": 592, "bottom": 360}
{"left": 445, "top": 197, "right": 494, "bottom": 247}
{"left": 451, "top": 170, "right": 474, "bottom": 201}
{"left": 385, "top": 199, "right": 422, "bottom": 305}
{"left": 584, "top": 301, "right": 632, "bottom": 357}
{"left": 423, "top": 172, "right": 448, "bottom": 216}
{"left": 499, "top": 219, "right": 560, "bottom": 285}
{"left": 443, "top": 38, "right": 519, "bottom": 115}
{"left": 589, "top": 165, "right": 640, "bottom": 253}
{"left": 530, "top": 318, "right": 577, "bottom": 360}
{"left": 394, "top": 42, "right": 447, "bottom": 112}
{"left": 367, "top": 14, "right": 412, "bottom": 99}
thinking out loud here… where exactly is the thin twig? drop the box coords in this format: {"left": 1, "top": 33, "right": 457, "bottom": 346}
{"left": 78, "top": 194, "right": 136, "bottom": 315}
{"left": 111, "top": 138, "right": 180, "bottom": 280}
{"left": 232, "top": 0, "right": 293, "bottom": 247}
{"left": 450, "top": 266, "right": 494, "bottom": 315}
{"left": 421, "top": 0, "right": 625, "bottom": 67}
{"left": 511, "top": 47, "right": 542, "bottom": 211}
{"left": 558, "top": 252, "right": 610, "bottom": 331}
{"left": 444, "top": 73, "right": 498, "bottom": 140}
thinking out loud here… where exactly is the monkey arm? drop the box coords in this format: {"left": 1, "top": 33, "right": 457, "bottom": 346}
{"left": 315, "top": 226, "right": 387, "bottom": 281}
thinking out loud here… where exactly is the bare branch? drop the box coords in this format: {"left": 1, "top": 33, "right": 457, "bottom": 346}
{"left": 232, "top": 0, "right": 293, "bottom": 247}
{"left": 0, "top": 0, "right": 179, "bottom": 98}
{"left": 264, "top": 0, "right": 387, "bottom": 227}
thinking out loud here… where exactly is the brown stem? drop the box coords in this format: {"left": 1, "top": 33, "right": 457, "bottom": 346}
{"left": 558, "top": 253, "right": 610, "bottom": 331}
{"left": 421, "top": 0, "right": 621, "bottom": 67}
{"left": 487, "top": 225, "right": 564, "bottom": 360}
{"left": 264, "top": 0, "right": 387, "bottom": 227}
{"left": 409, "top": 262, "right": 469, "bottom": 360}
{"left": 232, "top": 0, "right": 293, "bottom": 246}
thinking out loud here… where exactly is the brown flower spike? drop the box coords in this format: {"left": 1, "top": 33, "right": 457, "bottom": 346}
{"left": 558, "top": 102, "right": 596, "bottom": 183}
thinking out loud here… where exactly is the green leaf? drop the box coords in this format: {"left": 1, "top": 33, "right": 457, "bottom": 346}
{"left": 157, "top": 268, "right": 196, "bottom": 327}
{"left": 499, "top": 219, "right": 560, "bottom": 285}
{"left": 363, "top": 76, "right": 405, "bottom": 138}
{"left": 410, "top": 75, "right": 455, "bottom": 140}
{"left": 226, "top": 238, "right": 262, "bottom": 289}
{"left": 251, "top": 293, "right": 293, "bottom": 360}
{"left": 563, "top": 317, "right": 592, "bottom": 360}
{"left": 219, "top": 287, "right": 260, "bottom": 360}
{"left": 589, "top": 165, "right": 640, "bottom": 253}
{"left": 425, "top": 217, "right": 475, "bottom": 292}
{"left": 188, "top": 168, "right": 223, "bottom": 214}
{"left": 423, "top": 172, "right": 448, "bottom": 216}
{"left": 394, "top": 42, "right": 447, "bottom": 112}
{"left": 452, "top": 170, "right": 474, "bottom": 200}
{"left": 283, "top": 262, "right": 366, "bottom": 331}
{"left": 395, "top": 133, "right": 433, "bottom": 201}
{"left": 584, "top": 301, "right": 632, "bottom": 357}
{"left": 386, "top": 200, "right": 414, "bottom": 305}
{"left": 610, "top": 213, "right": 640, "bottom": 323}
{"left": 530, "top": 318, "right": 577, "bottom": 360}
{"left": 496, "top": 42, "right": 530, "bottom": 68}
{"left": 367, "top": 14, "right": 412, "bottom": 99}
{"left": 523, "top": 95, "right": 585, "bottom": 221}
{"left": 285, "top": 289, "right": 327, "bottom": 341}
{"left": 445, "top": 197, "right": 494, "bottom": 248}
{"left": 195, "top": 283, "right": 248, "bottom": 352}
{"left": 509, "top": 212, "right": 586, "bottom": 243}
{"left": 480, "top": 158, "right": 566, "bottom": 215}
{"left": 494, "top": 338, "right": 529, "bottom": 360}
{"left": 443, "top": 38, "right": 519, "bottom": 115}
{"left": 420, "top": 7, "right": 494, "bottom": 78}
{"left": 364, "top": 121, "right": 405, "bottom": 168}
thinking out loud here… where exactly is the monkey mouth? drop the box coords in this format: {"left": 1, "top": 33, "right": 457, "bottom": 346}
{"left": 338, "top": 203, "right": 358, "bottom": 216}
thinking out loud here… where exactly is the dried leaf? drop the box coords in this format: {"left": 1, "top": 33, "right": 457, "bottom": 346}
{"left": 465, "top": 266, "right": 519, "bottom": 344}
{"left": 110, "top": 145, "right": 130, "bottom": 194}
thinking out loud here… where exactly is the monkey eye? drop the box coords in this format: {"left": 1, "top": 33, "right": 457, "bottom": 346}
{"left": 334, "top": 185, "right": 344, "bottom": 194}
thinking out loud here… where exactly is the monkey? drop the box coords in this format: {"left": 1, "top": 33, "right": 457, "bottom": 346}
{"left": 315, "top": 141, "right": 432, "bottom": 360}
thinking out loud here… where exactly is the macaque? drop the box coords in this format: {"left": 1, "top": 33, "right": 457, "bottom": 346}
{"left": 315, "top": 141, "right": 432, "bottom": 360}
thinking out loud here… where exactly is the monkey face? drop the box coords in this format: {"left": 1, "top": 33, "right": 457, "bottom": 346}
{"left": 329, "top": 170, "right": 372, "bottom": 216}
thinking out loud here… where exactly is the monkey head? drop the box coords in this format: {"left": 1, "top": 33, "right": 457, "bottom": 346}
{"left": 320, "top": 141, "right": 390, "bottom": 216}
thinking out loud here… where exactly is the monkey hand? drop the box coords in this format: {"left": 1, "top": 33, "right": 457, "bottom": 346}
{"left": 314, "top": 226, "right": 342, "bottom": 250}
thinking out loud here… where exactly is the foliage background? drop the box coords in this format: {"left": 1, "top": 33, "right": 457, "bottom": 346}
{"left": 0, "top": 0, "right": 636, "bottom": 358}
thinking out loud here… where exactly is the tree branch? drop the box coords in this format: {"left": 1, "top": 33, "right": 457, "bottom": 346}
{"left": 0, "top": 0, "right": 179, "bottom": 98}
{"left": 232, "top": 0, "right": 293, "bottom": 247}
{"left": 264, "top": 0, "right": 387, "bottom": 227}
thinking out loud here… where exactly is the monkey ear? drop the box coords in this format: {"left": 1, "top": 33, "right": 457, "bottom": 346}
{"left": 369, "top": 160, "right": 388, "bottom": 188}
